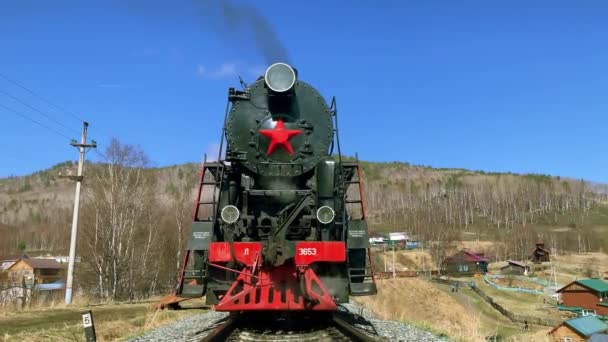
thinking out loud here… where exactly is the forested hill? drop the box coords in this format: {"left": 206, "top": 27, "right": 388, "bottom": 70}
{"left": 1, "top": 156, "right": 608, "bottom": 257}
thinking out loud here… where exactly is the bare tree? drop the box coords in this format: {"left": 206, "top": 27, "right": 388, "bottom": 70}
{"left": 166, "top": 166, "right": 197, "bottom": 272}
{"left": 79, "top": 138, "right": 164, "bottom": 301}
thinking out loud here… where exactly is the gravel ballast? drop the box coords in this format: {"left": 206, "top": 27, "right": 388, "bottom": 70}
{"left": 339, "top": 303, "right": 452, "bottom": 342}
{"left": 127, "top": 310, "right": 229, "bottom": 342}
{"left": 128, "top": 302, "right": 452, "bottom": 342}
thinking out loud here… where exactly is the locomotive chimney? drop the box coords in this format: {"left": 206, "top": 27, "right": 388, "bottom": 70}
{"left": 264, "top": 62, "right": 297, "bottom": 94}
{"left": 264, "top": 62, "right": 298, "bottom": 116}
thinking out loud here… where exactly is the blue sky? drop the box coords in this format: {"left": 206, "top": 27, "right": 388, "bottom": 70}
{"left": 1, "top": 1, "right": 607, "bottom": 182}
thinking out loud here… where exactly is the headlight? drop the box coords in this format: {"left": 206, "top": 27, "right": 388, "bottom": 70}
{"left": 221, "top": 205, "right": 240, "bottom": 224}
{"left": 264, "top": 62, "right": 296, "bottom": 93}
{"left": 316, "top": 206, "right": 335, "bottom": 224}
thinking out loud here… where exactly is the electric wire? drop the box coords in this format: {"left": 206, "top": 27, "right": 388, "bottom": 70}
{"left": 0, "top": 72, "right": 86, "bottom": 123}
{"left": 0, "top": 73, "right": 129, "bottom": 163}
{"left": 0, "top": 73, "right": 109, "bottom": 164}
{"left": 0, "top": 88, "right": 80, "bottom": 136}
{"left": 0, "top": 73, "right": 109, "bottom": 152}
{"left": 0, "top": 102, "right": 72, "bottom": 140}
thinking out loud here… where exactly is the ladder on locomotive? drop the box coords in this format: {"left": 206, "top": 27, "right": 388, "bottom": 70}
{"left": 176, "top": 161, "right": 225, "bottom": 297}
{"left": 342, "top": 158, "right": 377, "bottom": 294}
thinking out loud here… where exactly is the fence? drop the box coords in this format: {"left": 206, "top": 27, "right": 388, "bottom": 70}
{"left": 429, "top": 276, "right": 561, "bottom": 327}
{"left": 375, "top": 270, "right": 441, "bottom": 279}
{"left": 0, "top": 279, "right": 66, "bottom": 308}
{"left": 483, "top": 275, "right": 544, "bottom": 295}
{"left": 470, "top": 285, "right": 561, "bottom": 327}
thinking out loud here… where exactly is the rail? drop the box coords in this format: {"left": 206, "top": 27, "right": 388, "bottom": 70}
{"left": 200, "top": 315, "right": 238, "bottom": 342}
{"left": 199, "top": 312, "right": 383, "bottom": 342}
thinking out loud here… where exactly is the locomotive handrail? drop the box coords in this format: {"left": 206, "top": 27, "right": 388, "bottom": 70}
{"left": 330, "top": 96, "right": 349, "bottom": 242}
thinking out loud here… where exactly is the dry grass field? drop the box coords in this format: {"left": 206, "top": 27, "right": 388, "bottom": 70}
{"left": 0, "top": 297, "right": 208, "bottom": 342}
{"left": 551, "top": 252, "right": 608, "bottom": 283}
{"left": 371, "top": 248, "right": 437, "bottom": 273}
{"left": 353, "top": 278, "right": 484, "bottom": 341}
{"left": 358, "top": 248, "right": 608, "bottom": 341}
{"left": 353, "top": 277, "right": 558, "bottom": 342}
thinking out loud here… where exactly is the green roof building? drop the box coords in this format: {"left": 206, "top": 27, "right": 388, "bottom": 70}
{"left": 549, "top": 316, "right": 608, "bottom": 341}
{"left": 557, "top": 278, "right": 608, "bottom": 317}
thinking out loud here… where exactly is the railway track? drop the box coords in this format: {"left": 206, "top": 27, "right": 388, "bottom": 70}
{"left": 200, "top": 312, "right": 384, "bottom": 342}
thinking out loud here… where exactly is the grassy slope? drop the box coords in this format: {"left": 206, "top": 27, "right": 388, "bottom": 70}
{"left": 0, "top": 298, "right": 208, "bottom": 342}
{"left": 352, "top": 277, "right": 553, "bottom": 342}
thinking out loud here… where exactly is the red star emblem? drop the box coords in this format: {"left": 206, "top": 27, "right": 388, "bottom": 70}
{"left": 258, "top": 119, "right": 302, "bottom": 156}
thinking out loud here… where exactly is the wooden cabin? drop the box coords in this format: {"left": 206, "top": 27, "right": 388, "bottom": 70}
{"left": 549, "top": 316, "right": 608, "bottom": 342}
{"left": 443, "top": 250, "right": 488, "bottom": 275}
{"left": 500, "top": 260, "right": 530, "bottom": 276}
{"left": 7, "top": 258, "right": 64, "bottom": 285}
{"left": 556, "top": 278, "right": 608, "bottom": 316}
{"left": 532, "top": 241, "right": 550, "bottom": 263}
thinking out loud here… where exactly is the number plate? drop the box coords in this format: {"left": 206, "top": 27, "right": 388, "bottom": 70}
{"left": 82, "top": 313, "right": 92, "bottom": 328}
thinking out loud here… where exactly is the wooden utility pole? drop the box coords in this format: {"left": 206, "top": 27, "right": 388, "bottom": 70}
{"left": 383, "top": 243, "right": 387, "bottom": 272}
{"left": 392, "top": 244, "right": 396, "bottom": 278}
{"left": 63, "top": 122, "right": 96, "bottom": 305}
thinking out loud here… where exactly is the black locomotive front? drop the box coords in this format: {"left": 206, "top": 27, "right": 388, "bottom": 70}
{"left": 173, "top": 62, "right": 377, "bottom": 312}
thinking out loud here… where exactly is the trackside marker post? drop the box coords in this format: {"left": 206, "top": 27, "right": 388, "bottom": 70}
{"left": 82, "top": 310, "right": 97, "bottom": 342}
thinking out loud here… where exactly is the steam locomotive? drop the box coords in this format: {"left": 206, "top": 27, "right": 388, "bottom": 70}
{"left": 171, "top": 63, "right": 377, "bottom": 311}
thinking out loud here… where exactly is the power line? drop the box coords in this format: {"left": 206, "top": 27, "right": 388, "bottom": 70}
{"left": 0, "top": 88, "right": 79, "bottom": 136}
{"left": 0, "top": 72, "right": 110, "bottom": 162}
{"left": 0, "top": 72, "right": 129, "bottom": 164}
{"left": 0, "top": 102, "right": 72, "bottom": 140}
{"left": 0, "top": 72, "right": 86, "bottom": 123}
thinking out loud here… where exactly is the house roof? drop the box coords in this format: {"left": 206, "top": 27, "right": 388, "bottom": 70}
{"left": 564, "top": 316, "right": 608, "bottom": 337}
{"left": 446, "top": 250, "right": 488, "bottom": 263}
{"left": 505, "top": 260, "right": 529, "bottom": 269}
{"left": 534, "top": 246, "right": 549, "bottom": 254}
{"left": 576, "top": 279, "right": 608, "bottom": 293}
{"left": 0, "top": 253, "right": 29, "bottom": 262}
{"left": 8, "top": 258, "right": 64, "bottom": 270}
{"left": 557, "top": 278, "right": 608, "bottom": 293}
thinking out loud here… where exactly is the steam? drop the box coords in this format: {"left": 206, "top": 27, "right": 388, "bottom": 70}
{"left": 201, "top": 0, "right": 291, "bottom": 65}
{"left": 111, "top": 0, "right": 291, "bottom": 66}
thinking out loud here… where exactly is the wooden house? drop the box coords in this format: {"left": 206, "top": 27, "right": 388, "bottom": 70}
{"left": 443, "top": 250, "right": 488, "bottom": 275}
{"left": 556, "top": 278, "right": 608, "bottom": 316}
{"left": 549, "top": 316, "right": 608, "bottom": 342}
{"left": 7, "top": 258, "right": 64, "bottom": 285}
{"left": 0, "top": 253, "right": 29, "bottom": 270}
{"left": 532, "top": 241, "right": 550, "bottom": 263}
{"left": 500, "top": 260, "right": 530, "bottom": 276}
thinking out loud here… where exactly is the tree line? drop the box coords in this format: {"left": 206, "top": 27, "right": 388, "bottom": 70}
{"left": 360, "top": 161, "right": 608, "bottom": 264}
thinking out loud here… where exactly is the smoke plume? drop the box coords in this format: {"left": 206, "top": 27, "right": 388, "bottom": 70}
{"left": 201, "top": 0, "right": 291, "bottom": 65}
{"left": 113, "top": 0, "right": 291, "bottom": 66}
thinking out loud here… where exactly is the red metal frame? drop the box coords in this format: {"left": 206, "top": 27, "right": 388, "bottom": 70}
{"left": 209, "top": 241, "right": 345, "bottom": 311}
{"left": 354, "top": 162, "right": 376, "bottom": 284}
{"left": 191, "top": 161, "right": 205, "bottom": 220}
{"left": 213, "top": 264, "right": 337, "bottom": 311}
{"left": 175, "top": 250, "right": 191, "bottom": 294}
{"left": 355, "top": 162, "right": 367, "bottom": 220}
{"left": 367, "top": 247, "right": 376, "bottom": 283}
